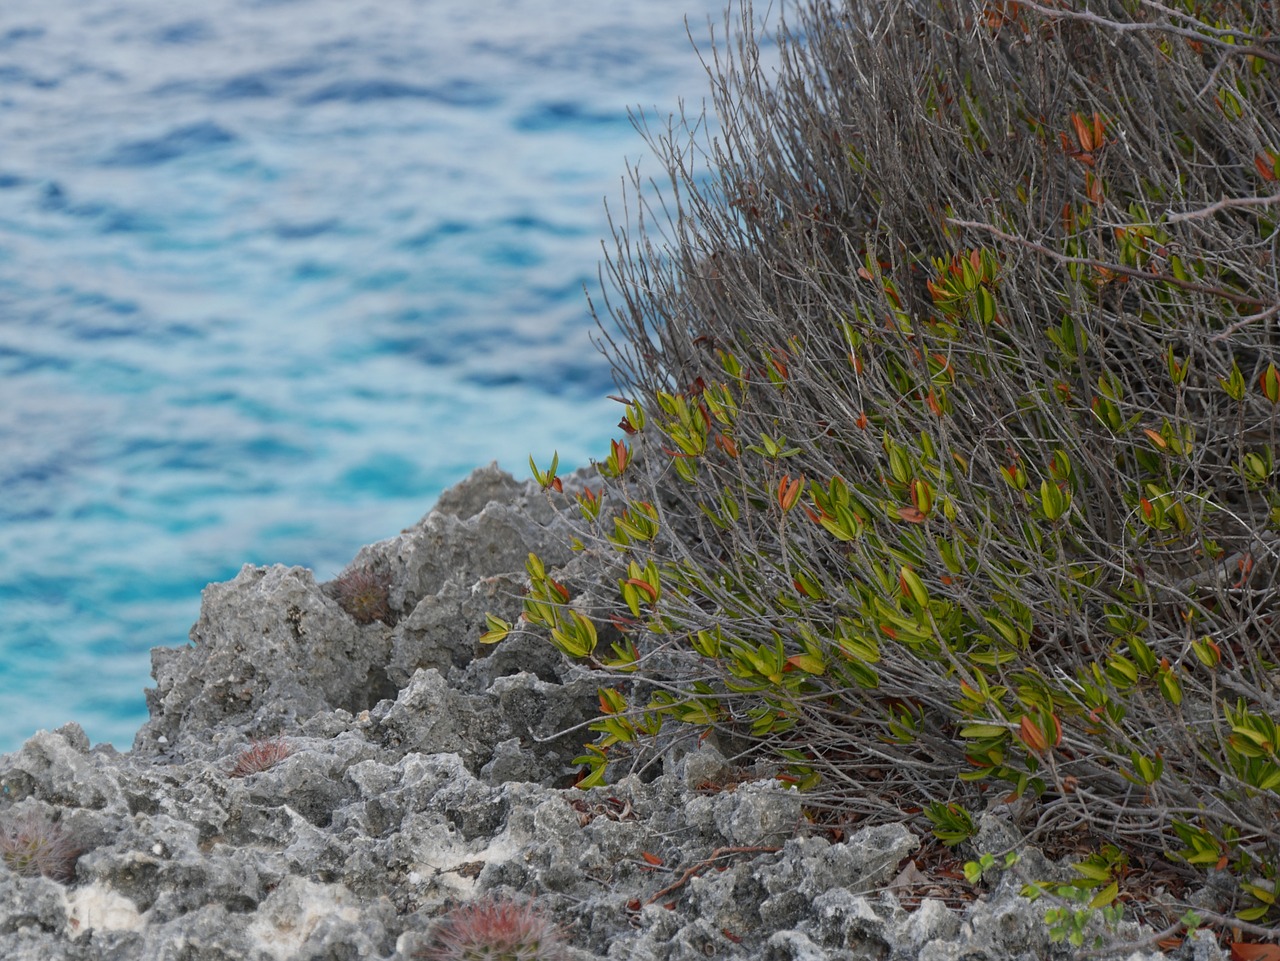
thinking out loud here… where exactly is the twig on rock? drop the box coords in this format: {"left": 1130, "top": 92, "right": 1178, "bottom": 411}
{"left": 645, "top": 845, "right": 781, "bottom": 905}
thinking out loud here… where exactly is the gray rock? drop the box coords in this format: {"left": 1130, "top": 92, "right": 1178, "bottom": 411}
{"left": 139, "top": 563, "right": 394, "bottom": 756}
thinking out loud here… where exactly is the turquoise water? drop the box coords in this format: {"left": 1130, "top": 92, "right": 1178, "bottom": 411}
{"left": 0, "top": 0, "right": 740, "bottom": 751}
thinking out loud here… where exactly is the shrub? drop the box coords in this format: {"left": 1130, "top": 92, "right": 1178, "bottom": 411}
{"left": 495, "top": 0, "right": 1280, "bottom": 939}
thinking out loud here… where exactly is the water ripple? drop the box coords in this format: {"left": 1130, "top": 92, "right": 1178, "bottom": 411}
{"left": 101, "top": 121, "right": 240, "bottom": 167}
{"left": 0, "top": 0, "right": 746, "bottom": 752}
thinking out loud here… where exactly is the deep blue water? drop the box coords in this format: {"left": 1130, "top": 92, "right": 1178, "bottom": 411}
{"left": 0, "top": 0, "right": 743, "bottom": 751}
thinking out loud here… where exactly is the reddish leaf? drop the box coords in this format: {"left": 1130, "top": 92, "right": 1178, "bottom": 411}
{"left": 1071, "top": 112, "right": 1093, "bottom": 152}
{"left": 626, "top": 578, "right": 658, "bottom": 602}
{"left": 1231, "top": 945, "right": 1280, "bottom": 961}
{"left": 1086, "top": 171, "right": 1104, "bottom": 204}
{"left": 778, "top": 474, "right": 804, "bottom": 512}
{"left": 1234, "top": 554, "right": 1255, "bottom": 588}
{"left": 897, "top": 506, "right": 927, "bottom": 524}
{"left": 715, "top": 434, "right": 739, "bottom": 458}
{"left": 1018, "top": 715, "right": 1048, "bottom": 754}
{"left": 611, "top": 438, "right": 631, "bottom": 472}
{"left": 641, "top": 851, "right": 664, "bottom": 866}
{"left": 1261, "top": 363, "right": 1280, "bottom": 404}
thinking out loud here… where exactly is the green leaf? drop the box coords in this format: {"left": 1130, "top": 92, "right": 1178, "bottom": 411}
{"left": 1089, "top": 881, "right": 1119, "bottom": 908}
{"left": 976, "top": 285, "right": 996, "bottom": 325}
{"left": 478, "top": 613, "right": 512, "bottom": 645}
{"left": 1040, "top": 479, "right": 1070, "bottom": 521}
{"left": 960, "top": 724, "right": 1008, "bottom": 739}
{"left": 900, "top": 566, "right": 929, "bottom": 608}
{"left": 550, "top": 610, "right": 598, "bottom": 659}
{"left": 1220, "top": 359, "right": 1247, "bottom": 400}
{"left": 1072, "top": 862, "right": 1114, "bottom": 883}
{"left": 1106, "top": 655, "right": 1138, "bottom": 686}
{"left": 983, "top": 614, "right": 1021, "bottom": 647}
{"left": 1243, "top": 882, "right": 1277, "bottom": 906}
{"left": 787, "top": 652, "right": 827, "bottom": 675}
{"left": 1184, "top": 846, "right": 1222, "bottom": 866}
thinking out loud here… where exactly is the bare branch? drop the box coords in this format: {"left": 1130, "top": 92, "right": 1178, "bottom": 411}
{"left": 1017, "top": 0, "right": 1280, "bottom": 65}
{"left": 946, "top": 217, "right": 1276, "bottom": 309}
{"left": 1164, "top": 193, "right": 1280, "bottom": 224}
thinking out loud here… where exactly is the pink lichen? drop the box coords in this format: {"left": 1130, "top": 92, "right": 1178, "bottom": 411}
{"left": 417, "top": 898, "right": 570, "bottom": 961}
{"left": 228, "top": 736, "right": 292, "bottom": 778}
{"left": 331, "top": 563, "right": 392, "bottom": 625}
{"left": 0, "top": 811, "right": 80, "bottom": 883}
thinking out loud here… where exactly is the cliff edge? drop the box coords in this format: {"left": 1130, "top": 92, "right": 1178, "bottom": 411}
{"left": 0, "top": 465, "right": 1216, "bottom": 960}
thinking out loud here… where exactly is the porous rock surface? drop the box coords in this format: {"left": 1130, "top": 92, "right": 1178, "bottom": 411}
{"left": 0, "top": 464, "right": 1222, "bottom": 960}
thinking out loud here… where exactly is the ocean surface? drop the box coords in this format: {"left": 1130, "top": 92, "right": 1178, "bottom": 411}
{"left": 0, "top": 0, "right": 754, "bottom": 751}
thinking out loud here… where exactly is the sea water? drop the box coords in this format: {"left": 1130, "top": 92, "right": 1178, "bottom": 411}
{"left": 0, "top": 0, "right": 756, "bottom": 751}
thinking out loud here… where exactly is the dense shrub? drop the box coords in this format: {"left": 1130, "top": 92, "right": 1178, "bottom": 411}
{"left": 497, "top": 0, "right": 1280, "bottom": 936}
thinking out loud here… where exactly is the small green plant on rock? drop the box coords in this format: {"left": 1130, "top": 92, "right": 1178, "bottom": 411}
{"left": 1021, "top": 844, "right": 1131, "bottom": 948}
{"left": 963, "top": 850, "right": 1019, "bottom": 886}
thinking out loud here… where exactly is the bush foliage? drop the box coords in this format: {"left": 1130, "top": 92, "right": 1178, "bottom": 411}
{"left": 495, "top": 0, "right": 1280, "bottom": 934}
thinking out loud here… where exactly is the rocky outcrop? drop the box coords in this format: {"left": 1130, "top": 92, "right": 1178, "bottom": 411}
{"left": 0, "top": 464, "right": 1222, "bottom": 959}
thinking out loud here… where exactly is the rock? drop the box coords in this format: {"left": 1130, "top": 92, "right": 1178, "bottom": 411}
{"left": 139, "top": 563, "right": 392, "bottom": 757}
{"left": 0, "top": 464, "right": 1218, "bottom": 960}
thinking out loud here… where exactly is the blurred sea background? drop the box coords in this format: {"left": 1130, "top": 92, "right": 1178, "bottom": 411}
{"left": 0, "top": 0, "right": 752, "bottom": 751}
